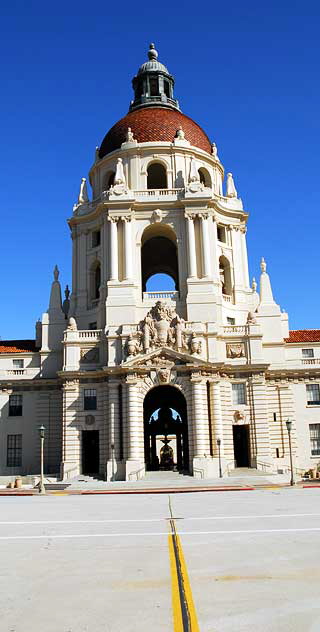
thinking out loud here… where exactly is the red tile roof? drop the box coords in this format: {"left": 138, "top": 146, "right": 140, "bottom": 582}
{"left": 0, "top": 340, "right": 38, "bottom": 353}
{"left": 99, "top": 107, "right": 212, "bottom": 158}
{"left": 285, "top": 330, "right": 320, "bottom": 343}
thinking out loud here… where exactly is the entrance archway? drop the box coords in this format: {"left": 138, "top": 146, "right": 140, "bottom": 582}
{"left": 144, "top": 385, "right": 189, "bottom": 472}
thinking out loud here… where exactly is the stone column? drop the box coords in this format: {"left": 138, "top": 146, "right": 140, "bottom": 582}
{"left": 185, "top": 214, "right": 197, "bottom": 278}
{"left": 109, "top": 217, "right": 118, "bottom": 281}
{"left": 191, "top": 376, "right": 210, "bottom": 457}
{"left": 211, "top": 216, "right": 220, "bottom": 284}
{"left": 200, "top": 214, "right": 212, "bottom": 278}
{"left": 123, "top": 216, "right": 133, "bottom": 281}
{"left": 211, "top": 381, "right": 223, "bottom": 453}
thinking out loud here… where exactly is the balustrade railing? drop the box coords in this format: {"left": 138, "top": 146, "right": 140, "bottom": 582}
{"left": 222, "top": 294, "right": 233, "bottom": 303}
{"left": 78, "top": 330, "right": 102, "bottom": 340}
{"left": 223, "top": 325, "right": 247, "bottom": 335}
{"left": 134, "top": 188, "right": 183, "bottom": 198}
{"left": 143, "top": 291, "right": 179, "bottom": 301}
{"left": 302, "top": 358, "right": 320, "bottom": 365}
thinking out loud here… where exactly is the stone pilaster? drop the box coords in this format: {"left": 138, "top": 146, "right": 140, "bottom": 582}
{"left": 125, "top": 378, "right": 145, "bottom": 479}
{"left": 109, "top": 217, "right": 119, "bottom": 281}
{"left": 191, "top": 375, "right": 210, "bottom": 457}
{"left": 185, "top": 213, "right": 197, "bottom": 278}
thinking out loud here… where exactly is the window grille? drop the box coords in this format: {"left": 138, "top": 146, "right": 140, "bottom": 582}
{"left": 9, "top": 394, "right": 23, "bottom": 416}
{"left": 7, "top": 434, "right": 22, "bottom": 467}
{"left": 302, "top": 348, "right": 314, "bottom": 358}
{"left": 13, "top": 359, "right": 24, "bottom": 369}
{"left": 310, "top": 424, "right": 320, "bottom": 456}
{"left": 84, "top": 389, "right": 97, "bottom": 411}
{"left": 306, "top": 384, "right": 320, "bottom": 405}
{"left": 232, "top": 383, "right": 246, "bottom": 405}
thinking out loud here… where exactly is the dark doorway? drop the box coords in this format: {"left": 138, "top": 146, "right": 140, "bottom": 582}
{"left": 144, "top": 385, "right": 189, "bottom": 472}
{"left": 233, "top": 425, "right": 250, "bottom": 467}
{"left": 82, "top": 430, "right": 99, "bottom": 474}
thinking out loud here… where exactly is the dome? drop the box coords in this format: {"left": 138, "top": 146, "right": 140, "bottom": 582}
{"left": 99, "top": 107, "right": 212, "bottom": 158}
{"left": 138, "top": 60, "right": 169, "bottom": 75}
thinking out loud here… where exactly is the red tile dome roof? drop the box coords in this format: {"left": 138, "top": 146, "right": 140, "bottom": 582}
{"left": 99, "top": 107, "right": 212, "bottom": 158}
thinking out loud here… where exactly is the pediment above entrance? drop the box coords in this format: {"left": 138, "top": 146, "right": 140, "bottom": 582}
{"left": 123, "top": 346, "right": 206, "bottom": 369}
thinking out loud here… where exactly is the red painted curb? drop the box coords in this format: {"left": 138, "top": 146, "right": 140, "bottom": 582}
{"left": 303, "top": 484, "right": 320, "bottom": 488}
{"left": 80, "top": 486, "right": 255, "bottom": 495}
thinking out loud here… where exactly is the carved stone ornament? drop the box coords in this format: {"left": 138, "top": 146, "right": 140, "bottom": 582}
{"left": 124, "top": 301, "right": 203, "bottom": 359}
{"left": 234, "top": 410, "right": 246, "bottom": 424}
{"left": 80, "top": 347, "right": 99, "bottom": 363}
{"left": 151, "top": 209, "right": 162, "bottom": 223}
{"left": 226, "top": 343, "right": 245, "bottom": 359}
{"left": 157, "top": 367, "right": 171, "bottom": 383}
{"left": 85, "top": 414, "right": 95, "bottom": 426}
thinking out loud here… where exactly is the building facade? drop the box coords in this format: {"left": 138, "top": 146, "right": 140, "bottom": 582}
{"left": 1, "top": 44, "right": 320, "bottom": 481}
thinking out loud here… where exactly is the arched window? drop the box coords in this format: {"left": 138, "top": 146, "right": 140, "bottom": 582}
{"left": 105, "top": 171, "right": 115, "bottom": 190}
{"left": 141, "top": 225, "right": 179, "bottom": 293}
{"left": 90, "top": 263, "right": 101, "bottom": 301}
{"left": 219, "top": 256, "right": 232, "bottom": 297}
{"left": 147, "top": 163, "right": 167, "bottom": 189}
{"left": 198, "top": 168, "right": 211, "bottom": 188}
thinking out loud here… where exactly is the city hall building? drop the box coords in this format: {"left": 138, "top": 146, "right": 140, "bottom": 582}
{"left": 1, "top": 44, "right": 319, "bottom": 481}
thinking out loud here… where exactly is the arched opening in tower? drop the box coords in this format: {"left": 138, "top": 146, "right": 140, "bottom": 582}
{"left": 219, "top": 255, "right": 232, "bottom": 297}
{"left": 147, "top": 163, "right": 167, "bottom": 189}
{"left": 141, "top": 225, "right": 179, "bottom": 293}
{"left": 143, "top": 385, "right": 189, "bottom": 472}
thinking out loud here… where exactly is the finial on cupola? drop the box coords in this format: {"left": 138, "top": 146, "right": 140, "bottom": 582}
{"left": 259, "top": 257, "right": 276, "bottom": 305}
{"left": 53, "top": 265, "right": 59, "bottom": 281}
{"left": 260, "top": 257, "right": 267, "bottom": 273}
{"left": 78, "top": 177, "right": 89, "bottom": 204}
{"left": 148, "top": 42, "right": 158, "bottom": 60}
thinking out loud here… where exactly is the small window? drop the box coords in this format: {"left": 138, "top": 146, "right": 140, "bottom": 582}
{"left": 84, "top": 389, "right": 97, "bottom": 410}
{"left": 232, "top": 383, "right": 246, "bottom": 405}
{"left": 149, "top": 77, "right": 158, "bottom": 96}
{"left": 9, "top": 394, "right": 23, "bottom": 417}
{"left": 164, "top": 80, "right": 170, "bottom": 98}
{"left": 306, "top": 384, "right": 320, "bottom": 405}
{"left": 89, "top": 322, "right": 97, "bottom": 330}
{"left": 7, "top": 434, "right": 22, "bottom": 467}
{"left": 92, "top": 230, "right": 101, "bottom": 248}
{"left": 227, "top": 317, "right": 235, "bottom": 325}
{"left": 302, "top": 348, "right": 314, "bottom": 358}
{"left": 310, "top": 424, "right": 320, "bottom": 456}
{"left": 13, "top": 359, "right": 24, "bottom": 369}
{"left": 217, "top": 225, "right": 227, "bottom": 243}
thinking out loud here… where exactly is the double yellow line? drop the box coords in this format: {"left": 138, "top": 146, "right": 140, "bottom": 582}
{"left": 168, "top": 498, "right": 200, "bottom": 631}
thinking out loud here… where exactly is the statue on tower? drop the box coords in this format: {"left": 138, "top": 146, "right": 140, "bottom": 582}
{"left": 78, "top": 178, "right": 89, "bottom": 204}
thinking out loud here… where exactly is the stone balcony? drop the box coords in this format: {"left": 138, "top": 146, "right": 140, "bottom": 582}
{"left": 1, "top": 368, "right": 41, "bottom": 379}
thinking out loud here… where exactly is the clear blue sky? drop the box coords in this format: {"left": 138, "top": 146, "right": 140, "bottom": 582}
{"left": 1, "top": 0, "right": 320, "bottom": 339}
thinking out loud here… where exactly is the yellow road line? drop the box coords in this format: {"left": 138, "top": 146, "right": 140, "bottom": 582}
{"left": 168, "top": 502, "right": 200, "bottom": 631}
{"left": 168, "top": 534, "right": 184, "bottom": 631}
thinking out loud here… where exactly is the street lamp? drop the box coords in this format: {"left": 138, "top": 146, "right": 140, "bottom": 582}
{"left": 111, "top": 442, "right": 115, "bottom": 481}
{"left": 38, "top": 425, "right": 46, "bottom": 495}
{"left": 285, "top": 419, "right": 295, "bottom": 486}
{"left": 217, "top": 438, "right": 222, "bottom": 478}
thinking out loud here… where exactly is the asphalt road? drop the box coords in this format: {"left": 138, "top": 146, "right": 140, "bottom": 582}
{"left": 0, "top": 488, "right": 319, "bottom": 631}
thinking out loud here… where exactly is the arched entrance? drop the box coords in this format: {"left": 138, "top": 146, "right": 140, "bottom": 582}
{"left": 144, "top": 385, "right": 189, "bottom": 472}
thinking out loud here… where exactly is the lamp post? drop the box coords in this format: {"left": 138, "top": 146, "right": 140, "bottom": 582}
{"left": 217, "top": 438, "right": 222, "bottom": 478}
{"left": 111, "top": 442, "right": 115, "bottom": 481}
{"left": 38, "top": 425, "right": 46, "bottom": 495}
{"left": 285, "top": 419, "right": 295, "bottom": 486}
